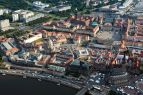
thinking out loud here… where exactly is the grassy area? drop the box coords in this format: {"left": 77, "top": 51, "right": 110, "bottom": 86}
{"left": 26, "top": 13, "right": 68, "bottom": 26}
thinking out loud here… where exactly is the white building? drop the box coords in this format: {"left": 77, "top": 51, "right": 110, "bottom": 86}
{"left": 3, "top": 9, "right": 11, "bottom": 14}
{"left": 0, "top": 41, "right": 19, "bottom": 55}
{"left": 12, "top": 13, "right": 19, "bottom": 22}
{"left": 58, "top": 5, "right": 71, "bottom": 12}
{"left": 0, "top": 9, "right": 4, "bottom": 16}
{"left": 76, "top": 49, "right": 89, "bottom": 58}
{"left": 20, "top": 32, "right": 42, "bottom": 44}
{"left": 25, "top": 13, "right": 44, "bottom": 23}
{"left": 0, "top": 19, "right": 10, "bottom": 31}
{"left": 52, "top": 5, "right": 71, "bottom": 12}
{"left": 12, "top": 9, "right": 44, "bottom": 23}
{"left": 0, "top": 9, "right": 11, "bottom": 16}
{"left": 12, "top": 10, "right": 34, "bottom": 21}
{"left": 33, "top": 1, "right": 49, "bottom": 9}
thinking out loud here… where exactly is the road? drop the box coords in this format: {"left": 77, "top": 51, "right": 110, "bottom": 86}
{"left": 23, "top": 0, "right": 33, "bottom": 6}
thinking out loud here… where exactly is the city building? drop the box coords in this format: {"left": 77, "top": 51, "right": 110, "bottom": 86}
{"left": 67, "top": 59, "right": 91, "bottom": 76}
{"left": 0, "top": 19, "right": 10, "bottom": 31}
{"left": 76, "top": 49, "right": 89, "bottom": 59}
{"left": 12, "top": 9, "right": 44, "bottom": 23}
{"left": 118, "top": 0, "right": 133, "bottom": 14}
{"left": 47, "top": 53, "right": 73, "bottom": 75}
{"left": 52, "top": 5, "right": 71, "bottom": 12}
{"left": 0, "top": 40, "right": 19, "bottom": 56}
{"left": 102, "top": 22, "right": 113, "bottom": 31}
{"left": 113, "top": 18, "right": 123, "bottom": 32}
{"left": 3, "top": 9, "right": 11, "bottom": 14}
{"left": 36, "top": 55, "right": 51, "bottom": 66}
{"left": 90, "top": 0, "right": 101, "bottom": 7}
{"left": 12, "top": 13, "right": 19, "bottom": 22}
{"left": 0, "top": 9, "right": 4, "bottom": 16}
{"left": 103, "top": 0, "right": 109, "bottom": 4}
{"left": 13, "top": 10, "right": 34, "bottom": 22}
{"left": 9, "top": 52, "right": 43, "bottom": 66}
{"left": 19, "top": 32, "right": 42, "bottom": 44}
{"left": 86, "top": 0, "right": 91, "bottom": 7}
{"left": 33, "top": 1, "right": 49, "bottom": 9}
{"left": 119, "top": 0, "right": 133, "bottom": 9}
{"left": 75, "top": 25, "right": 99, "bottom": 37}
{"left": 88, "top": 85, "right": 110, "bottom": 95}
{"left": 25, "top": 13, "right": 44, "bottom": 23}
{"left": 107, "top": 66, "right": 128, "bottom": 85}
{"left": 0, "top": 8, "right": 11, "bottom": 16}
{"left": 128, "top": 0, "right": 143, "bottom": 16}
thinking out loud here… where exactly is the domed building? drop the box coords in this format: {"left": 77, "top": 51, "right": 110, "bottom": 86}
{"left": 107, "top": 65, "right": 128, "bottom": 85}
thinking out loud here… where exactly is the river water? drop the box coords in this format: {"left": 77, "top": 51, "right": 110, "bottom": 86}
{"left": 0, "top": 74, "right": 78, "bottom": 95}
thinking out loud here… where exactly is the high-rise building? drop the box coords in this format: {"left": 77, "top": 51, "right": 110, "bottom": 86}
{"left": 12, "top": 10, "right": 44, "bottom": 23}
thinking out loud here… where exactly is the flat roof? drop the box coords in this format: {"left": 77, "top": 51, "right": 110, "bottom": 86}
{"left": 2, "top": 42, "right": 12, "bottom": 50}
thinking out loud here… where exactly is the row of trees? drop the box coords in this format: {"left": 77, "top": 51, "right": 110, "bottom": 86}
{"left": 0, "top": 56, "right": 3, "bottom": 63}
{"left": 0, "top": 55, "right": 6, "bottom": 69}
{"left": 0, "top": 0, "right": 29, "bottom": 10}
{"left": 26, "top": 17, "right": 51, "bottom": 26}
{"left": 0, "top": 29, "right": 30, "bottom": 38}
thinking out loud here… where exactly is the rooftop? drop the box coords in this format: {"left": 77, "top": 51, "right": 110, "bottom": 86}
{"left": 77, "top": 49, "right": 89, "bottom": 56}
{"left": 96, "top": 31, "right": 121, "bottom": 41}
{"left": 49, "top": 53, "right": 73, "bottom": 66}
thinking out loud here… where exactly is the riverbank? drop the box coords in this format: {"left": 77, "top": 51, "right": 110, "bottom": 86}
{"left": 0, "top": 69, "right": 82, "bottom": 90}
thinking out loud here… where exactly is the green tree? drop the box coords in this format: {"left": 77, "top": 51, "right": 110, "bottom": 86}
{"left": 1, "top": 13, "right": 12, "bottom": 21}
{"left": 0, "top": 56, "right": 3, "bottom": 63}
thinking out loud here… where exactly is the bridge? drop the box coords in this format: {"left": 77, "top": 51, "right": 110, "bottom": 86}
{"left": 76, "top": 85, "right": 92, "bottom": 95}
{"left": 75, "top": 87, "right": 88, "bottom": 95}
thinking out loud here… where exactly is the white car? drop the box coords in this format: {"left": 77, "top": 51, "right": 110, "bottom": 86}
{"left": 90, "top": 75, "right": 96, "bottom": 78}
{"left": 95, "top": 80, "right": 100, "bottom": 83}
{"left": 89, "top": 79, "right": 94, "bottom": 82}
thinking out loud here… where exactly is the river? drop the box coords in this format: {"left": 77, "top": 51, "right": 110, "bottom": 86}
{"left": 0, "top": 74, "right": 78, "bottom": 95}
